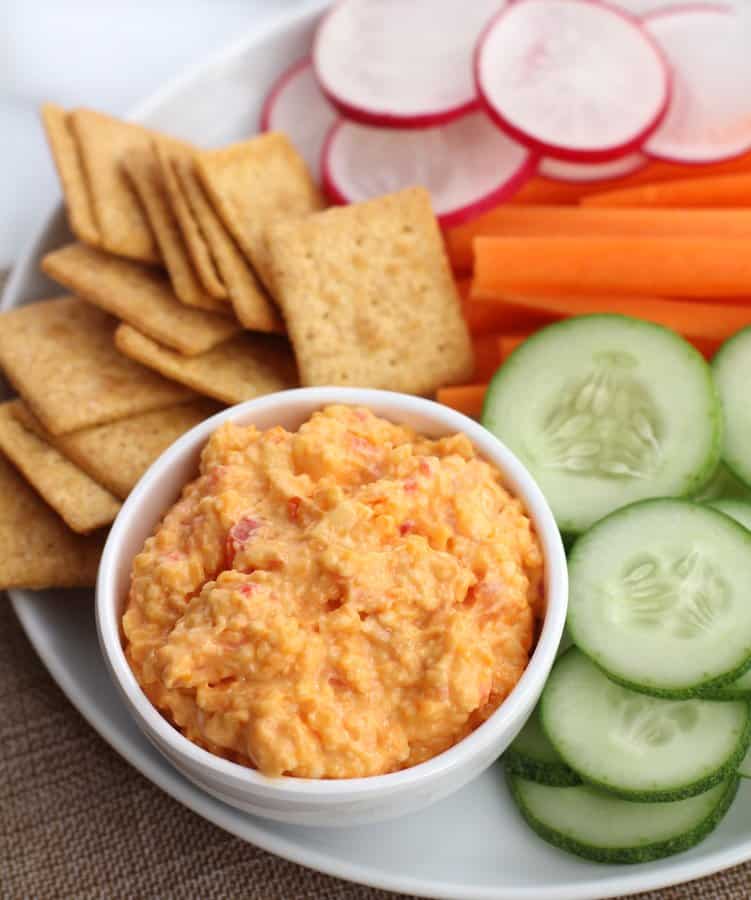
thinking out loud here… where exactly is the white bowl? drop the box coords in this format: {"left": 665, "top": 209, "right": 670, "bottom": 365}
{"left": 96, "top": 387, "right": 567, "bottom": 827}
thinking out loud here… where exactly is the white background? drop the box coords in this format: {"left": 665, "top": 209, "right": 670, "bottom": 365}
{"left": 0, "top": 0, "right": 744, "bottom": 268}
{"left": 0, "top": 0, "right": 304, "bottom": 267}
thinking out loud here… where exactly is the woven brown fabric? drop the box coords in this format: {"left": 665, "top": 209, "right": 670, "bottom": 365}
{"left": 1, "top": 601, "right": 750, "bottom": 900}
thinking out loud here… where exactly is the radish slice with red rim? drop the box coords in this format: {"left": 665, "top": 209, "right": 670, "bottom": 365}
{"left": 313, "top": 0, "right": 505, "bottom": 128}
{"left": 475, "top": 0, "right": 671, "bottom": 162}
{"left": 260, "top": 58, "right": 337, "bottom": 178}
{"left": 540, "top": 153, "right": 648, "bottom": 182}
{"left": 322, "top": 113, "right": 536, "bottom": 228}
{"left": 644, "top": 4, "right": 751, "bottom": 163}
{"left": 609, "top": 0, "right": 694, "bottom": 13}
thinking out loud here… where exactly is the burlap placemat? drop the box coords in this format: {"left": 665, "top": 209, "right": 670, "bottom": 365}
{"left": 0, "top": 268, "right": 749, "bottom": 900}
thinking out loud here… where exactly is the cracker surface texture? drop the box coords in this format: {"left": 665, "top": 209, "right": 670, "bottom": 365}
{"left": 196, "top": 132, "right": 323, "bottom": 289}
{"left": 123, "top": 145, "right": 227, "bottom": 313}
{"left": 0, "top": 295, "right": 191, "bottom": 434}
{"left": 42, "top": 244, "right": 240, "bottom": 356}
{"left": 0, "top": 402, "right": 121, "bottom": 533}
{"left": 40, "top": 103, "right": 100, "bottom": 247}
{"left": 69, "top": 108, "right": 161, "bottom": 263}
{"left": 155, "top": 140, "right": 227, "bottom": 300}
{"left": 265, "top": 188, "right": 474, "bottom": 394}
{"left": 0, "top": 454, "right": 103, "bottom": 590}
{"left": 13, "top": 399, "right": 219, "bottom": 501}
{"left": 174, "top": 154, "right": 282, "bottom": 332}
{"left": 115, "top": 324, "right": 298, "bottom": 406}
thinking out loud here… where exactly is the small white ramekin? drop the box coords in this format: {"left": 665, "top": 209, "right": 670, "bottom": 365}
{"left": 96, "top": 387, "right": 567, "bottom": 827}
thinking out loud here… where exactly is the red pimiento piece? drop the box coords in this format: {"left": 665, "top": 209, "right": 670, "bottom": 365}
{"left": 226, "top": 515, "right": 261, "bottom": 566}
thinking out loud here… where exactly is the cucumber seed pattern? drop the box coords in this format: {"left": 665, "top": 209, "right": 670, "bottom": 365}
{"left": 611, "top": 550, "right": 731, "bottom": 639}
{"left": 539, "top": 352, "right": 661, "bottom": 478}
{"left": 606, "top": 682, "right": 700, "bottom": 753}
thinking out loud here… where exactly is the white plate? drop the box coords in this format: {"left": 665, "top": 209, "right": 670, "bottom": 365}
{"left": 4, "top": 4, "right": 751, "bottom": 897}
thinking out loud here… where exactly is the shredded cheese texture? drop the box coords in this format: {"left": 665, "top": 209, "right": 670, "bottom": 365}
{"left": 123, "top": 406, "right": 543, "bottom": 778}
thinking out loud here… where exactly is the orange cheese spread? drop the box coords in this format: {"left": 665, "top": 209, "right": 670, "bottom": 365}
{"left": 123, "top": 405, "right": 544, "bottom": 778}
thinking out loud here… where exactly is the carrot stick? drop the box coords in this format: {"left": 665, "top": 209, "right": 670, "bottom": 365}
{"left": 472, "top": 333, "right": 504, "bottom": 381}
{"left": 498, "top": 334, "right": 527, "bottom": 360}
{"left": 455, "top": 276, "right": 471, "bottom": 302}
{"left": 462, "top": 297, "right": 552, "bottom": 335}
{"left": 582, "top": 173, "right": 751, "bottom": 208}
{"left": 484, "top": 294, "right": 751, "bottom": 343}
{"left": 510, "top": 177, "right": 596, "bottom": 206}
{"left": 474, "top": 236, "right": 751, "bottom": 299}
{"left": 510, "top": 150, "right": 751, "bottom": 206}
{"left": 436, "top": 384, "right": 487, "bottom": 418}
{"left": 473, "top": 332, "right": 534, "bottom": 379}
{"left": 691, "top": 337, "right": 721, "bottom": 360}
{"left": 446, "top": 207, "right": 751, "bottom": 272}
{"left": 459, "top": 275, "right": 545, "bottom": 335}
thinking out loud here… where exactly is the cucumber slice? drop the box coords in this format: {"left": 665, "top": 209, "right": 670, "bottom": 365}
{"left": 557, "top": 627, "right": 573, "bottom": 659}
{"left": 541, "top": 650, "right": 751, "bottom": 801}
{"left": 482, "top": 315, "right": 721, "bottom": 534}
{"left": 509, "top": 773, "right": 739, "bottom": 864}
{"left": 739, "top": 749, "right": 751, "bottom": 778}
{"left": 692, "top": 462, "right": 751, "bottom": 503}
{"left": 504, "top": 709, "right": 582, "bottom": 787}
{"left": 714, "top": 326, "right": 751, "bottom": 490}
{"left": 709, "top": 498, "right": 751, "bottom": 534}
{"left": 697, "top": 501, "right": 751, "bottom": 701}
{"left": 568, "top": 498, "right": 751, "bottom": 696}
{"left": 700, "top": 668, "right": 751, "bottom": 702}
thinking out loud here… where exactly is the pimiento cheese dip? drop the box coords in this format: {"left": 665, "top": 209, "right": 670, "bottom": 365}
{"left": 123, "top": 405, "right": 543, "bottom": 778}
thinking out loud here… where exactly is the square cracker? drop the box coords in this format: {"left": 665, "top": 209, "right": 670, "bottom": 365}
{"left": 195, "top": 132, "right": 324, "bottom": 289}
{"left": 0, "top": 453, "right": 103, "bottom": 590}
{"left": 0, "top": 402, "right": 121, "bottom": 534}
{"left": 68, "top": 108, "right": 160, "bottom": 263}
{"left": 154, "top": 140, "right": 227, "bottom": 300}
{"left": 41, "top": 103, "right": 100, "bottom": 247}
{"left": 0, "top": 295, "right": 192, "bottom": 435}
{"left": 115, "top": 324, "right": 298, "bottom": 406}
{"left": 122, "top": 145, "right": 227, "bottom": 313}
{"left": 14, "top": 398, "right": 220, "bottom": 501}
{"left": 265, "top": 187, "right": 474, "bottom": 395}
{"left": 172, "top": 153, "right": 282, "bottom": 332}
{"left": 41, "top": 244, "right": 241, "bottom": 356}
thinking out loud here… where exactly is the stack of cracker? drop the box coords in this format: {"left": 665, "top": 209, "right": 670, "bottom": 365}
{"left": 0, "top": 104, "right": 472, "bottom": 592}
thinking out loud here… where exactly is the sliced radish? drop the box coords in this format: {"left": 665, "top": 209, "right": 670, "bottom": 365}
{"left": 313, "top": 0, "right": 505, "bottom": 128}
{"left": 475, "top": 0, "right": 671, "bottom": 162}
{"left": 322, "top": 113, "right": 535, "bottom": 228}
{"left": 644, "top": 5, "right": 751, "bottom": 163}
{"left": 260, "top": 58, "right": 337, "bottom": 177}
{"left": 540, "top": 153, "right": 648, "bottom": 182}
{"left": 609, "top": 0, "right": 701, "bottom": 13}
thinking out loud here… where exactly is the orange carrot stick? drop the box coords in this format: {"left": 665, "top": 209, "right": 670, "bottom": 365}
{"left": 690, "top": 336, "right": 721, "bottom": 359}
{"left": 472, "top": 333, "right": 504, "bottom": 381}
{"left": 446, "top": 207, "right": 751, "bottom": 272}
{"left": 455, "top": 276, "right": 471, "bottom": 302}
{"left": 498, "top": 334, "right": 527, "bottom": 360}
{"left": 462, "top": 297, "right": 552, "bottom": 336}
{"left": 474, "top": 236, "right": 751, "bottom": 299}
{"left": 473, "top": 332, "right": 534, "bottom": 379}
{"left": 510, "top": 150, "right": 751, "bottom": 206}
{"left": 436, "top": 384, "right": 487, "bottom": 418}
{"left": 582, "top": 173, "right": 751, "bottom": 208}
{"left": 486, "top": 294, "right": 751, "bottom": 343}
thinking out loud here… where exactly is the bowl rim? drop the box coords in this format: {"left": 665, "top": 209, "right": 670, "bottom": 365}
{"left": 96, "top": 387, "right": 567, "bottom": 798}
